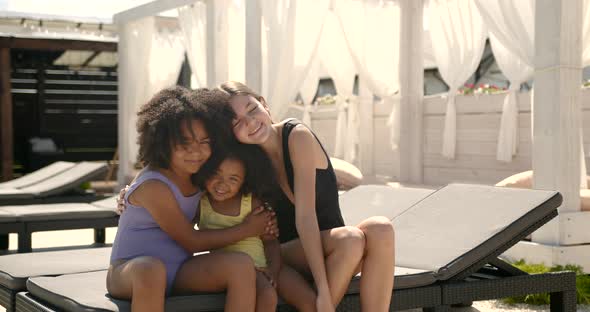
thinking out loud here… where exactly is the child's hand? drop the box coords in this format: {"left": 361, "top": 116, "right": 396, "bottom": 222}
{"left": 256, "top": 267, "right": 277, "bottom": 288}
{"left": 258, "top": 203, "right": 279, "bottom": 238}
{"left": 265, "top": 211, "right": 279, "bottom": 238}
{"left": 243, "top": 206, "right": 273, "bottom": 237}
{"left": 115, "top": 185, "right": 130, "bottom": 215}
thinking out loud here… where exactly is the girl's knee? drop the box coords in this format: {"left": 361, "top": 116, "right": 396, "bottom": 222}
{"left": 131, "top": 257, "right": 167, "bottom": 286}
{"left": 361, "top": 216, "right": 394, "bottom": 241}
{"left": 333, "top": 226, "right": 365, "bottom": 257}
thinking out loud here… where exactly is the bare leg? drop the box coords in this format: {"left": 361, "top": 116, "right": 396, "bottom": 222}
{"left": 357, "top": 216, "right": 395, "bottom": 312}
{"left": 276, "top": 264, "right": 316, "bottom": 312}
{"left": 172, "top": 252, "right": 257, "bottom": 312}
{"left": 106, "top": 257, "right": 167, "bottom": 312}
{"left": 255, "top": 271, "right": 278, "bottom": 312}
{"left": 280, "top": 226, "right": 365, "bottom": 306}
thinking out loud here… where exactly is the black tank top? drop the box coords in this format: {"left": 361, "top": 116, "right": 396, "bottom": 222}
{"left": 275, "top": 119, "right": 345, "bottom": 243}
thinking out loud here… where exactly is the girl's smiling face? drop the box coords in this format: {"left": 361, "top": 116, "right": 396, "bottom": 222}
{"left": 229, "top": 95, "right": 272, "bottom": 144}
{"left": 169, "top": 119, "right": 211, "bottom": 175}
{"left": 205, "top": 157, "right": 246, "bottom": 202}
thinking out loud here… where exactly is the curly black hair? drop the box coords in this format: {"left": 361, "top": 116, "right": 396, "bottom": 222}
{"left": 135, "top": 86, "right": 234, "bottom": 171}
{"left": 195, "top": 141, "right": 279, "bottom": 204}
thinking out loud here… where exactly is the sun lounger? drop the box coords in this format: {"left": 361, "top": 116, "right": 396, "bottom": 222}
{"left": 11, "top": 184, "right": 575, "bottom": 311}
{"left": 0, "top": 161, "right": 108, "bottom": 205}
{"left": 14, "top": 268, "right": 442, "bottom": 312}
{"left": 0, "top": 196, "right": 118, "bottom": 253}
{"left": 0, "top": 247, "right": 111, "bottom": 312}
{"left": 0, "top": 162, "right": 76, "bottom": 190}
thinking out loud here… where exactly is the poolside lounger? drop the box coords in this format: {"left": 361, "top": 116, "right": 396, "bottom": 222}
{"left": 15, "top": 267, "right": 442, "bottom": 312}
{"left": 0, "top": 162, "right": 108, "bottom": 205}
{"left": 0, "top": 162, "right": 76, "bottom": 190}
{"left": 344, "top": 184, "right": 574, "bottom": 310}
{"left": 12, "top": 184, "right": 575, "bottom": 311}
{"left": 0, "top": 248, "right": 111, "bottom": 312}
{"left": 0, "top": 196, "right": 118, "bottom": 253}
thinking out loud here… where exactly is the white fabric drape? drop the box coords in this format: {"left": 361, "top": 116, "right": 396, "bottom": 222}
{"left": 179, "top": 0, "right": 245, "bottom": 87}
{"left": 261, "top": 0, "right": 329, "bottom": 120}
{"left": 490, "top": 40, "right": 533, "bottom": 162}
{"left": 299, "top": 55, "right": 320, "bottom": 127}
{"left": 117, "top": 17, "right": 185, "bottom": 185}
{"left": 582, "top": 0, "right": 589, "bottom": 188}
{"left": 117, "top": 18, "right": 152, "bottom": 185}
{"left": 223, "top": 0, "right": 245, "bottom": 83}
{"left": 429, "top": 0, "right": 487, "bottom": 159}
{"left": 319, "top": 10, "right": 357, "bottom": 161}
{"left": 475, "top": 0, "right": 534, "bottom": 162}
{"left": 178, "top": 2, "right": 207, "bottom": 87}
{"left": 582, "top": 0, "right": 590, "bottom": 66}
{"left": 334, "top": 0, "right": 401, "bottom": 150}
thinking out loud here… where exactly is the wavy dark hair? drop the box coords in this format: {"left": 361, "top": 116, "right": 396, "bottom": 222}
{"left": 136, "top": 86, "right": 234, "bottom": 172}
{"left": 196, "top": 141, "right": 279, "bottom": 204}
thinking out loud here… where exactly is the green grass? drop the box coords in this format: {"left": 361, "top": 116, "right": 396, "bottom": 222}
{"left": 503, "top": 260, "right": 590, "bottom": 305}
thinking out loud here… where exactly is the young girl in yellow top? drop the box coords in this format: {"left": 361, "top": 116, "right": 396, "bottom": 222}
{"left": 197, "top": 143, "right": 316, "bottom": 312}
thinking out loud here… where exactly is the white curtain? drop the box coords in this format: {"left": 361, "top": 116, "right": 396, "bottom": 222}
{"left": 117, "top": 17, "right": 185, "bottom": 185}
{"left": 178, "top": 2, "right": 207, "bottom": 87}
{"left": 223, "top": 0, "right": 246, "bottom": 83}
{"left": 583, "top": 0, "right": 590, "bottom": 188}
{"left": 319, "top": 10, "right": 357, "bottom": 162}
{"left": 582, "top": 0, "right": 590, "bottom": 66}
{"left": 429, "top": 0, "right": 487, "bottom": 159}
{"left": 261, "top": 0, "right": 329, "bottom": 120}
{"left": 117, "top": 18, "right": 152, "bottom": 185}
{"left": 178, "top": 0, "right": 245, "bottom": 87}
{"left": 299, "top": 55, "right": 320, "bottom": 127}
{"left": 334, "top": 0, "right": 401, "bottom": 150}
{"left": 475, "top": 0, "right": 534, "bottom": 162}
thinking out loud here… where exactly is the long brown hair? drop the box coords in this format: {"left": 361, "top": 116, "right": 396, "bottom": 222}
{"left": 218, "top": 81, "right": 263, "bottom": 101}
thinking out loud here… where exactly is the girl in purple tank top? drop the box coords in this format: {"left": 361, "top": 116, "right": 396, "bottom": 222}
{"left": 107, "top": 87, "right": 277, "bottom": 312}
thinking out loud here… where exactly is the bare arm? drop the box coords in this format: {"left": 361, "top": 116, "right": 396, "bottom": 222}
{"left": 256, "top": 197, "right": 281, "bottom": 282}
{"left": 133, "top": 180, "right": 271, "bottom": 253}
{"left": 288, "top": 127, "right": 332, "bottom": 298}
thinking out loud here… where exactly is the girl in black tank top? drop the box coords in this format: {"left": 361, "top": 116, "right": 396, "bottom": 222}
{"left": 218, "top": 81, "right": 395, "bottom": 312}
{"left": 276, "top": 119, "right": 345, "bottom": 243}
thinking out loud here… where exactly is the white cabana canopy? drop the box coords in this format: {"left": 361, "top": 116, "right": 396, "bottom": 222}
{"left": 115, "top": 0, "right": 407, "bottom": 184}
{"left": 113, "top": 0, "right": 590, "bottom": 266}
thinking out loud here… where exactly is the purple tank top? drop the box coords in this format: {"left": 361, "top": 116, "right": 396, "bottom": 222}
{"left": 110, "top": 169, "right": 202, "bottom": 265}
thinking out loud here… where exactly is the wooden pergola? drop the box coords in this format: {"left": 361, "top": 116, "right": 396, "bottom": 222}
{"left": 0, "top": 36, "right": 116, "bottom": 181}
{"left": 113, "top": 0, "right": 588, "bottom": 268}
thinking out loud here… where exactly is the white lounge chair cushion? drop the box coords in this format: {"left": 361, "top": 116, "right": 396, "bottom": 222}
{"left": 339, "top": 185, "right": 434, "bottom": 225}
{"left": 0, "top": 203, "right": 117, "bottom": 222}
{"left": 0, "top": 188, "right": 34, "bottom": 199}
{"left": 90, "top": 196, "right": 117, "bottom": 211}
{"left": 0, "top": 247, "right": 111, "bottom": 290}
{"left": 0, "top": 161, "right": 75, "bottom": 189}
{"left": 0, "top": 209, "right": 18, "bottom": 223}
{"left": 20, "top": 162, "right": 107, "bottom": 197}
{"left": 394, "top": 184, "right": 558, "bottom": 277}
{"left": 26, "top": 265, "right": 438, "bottom": 312}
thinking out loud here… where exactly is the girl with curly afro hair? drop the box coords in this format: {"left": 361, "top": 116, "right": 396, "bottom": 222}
{"left": 108, "top": 86, "right": 277, "bottom": 312}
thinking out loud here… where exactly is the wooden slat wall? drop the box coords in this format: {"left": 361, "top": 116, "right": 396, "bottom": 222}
{"left": 13, "top": 66, "right": 117, "bottom": 171}
{"left": 299, "top": 88, "right": 590, "bottom": 186}
{"left": 422, "top": 91, "right": 533, "bottom": 185}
